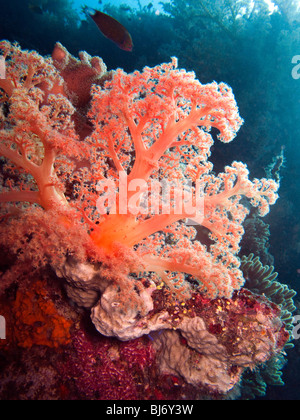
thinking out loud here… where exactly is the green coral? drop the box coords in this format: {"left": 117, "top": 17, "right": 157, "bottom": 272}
{"left": 239, "top": 253, "right": 297, "bottom": 398}
{"left": 241, "top": 353, "right": 286, "bottom": 399}
{"left": 240, "top": 216, "right": 272, "bottom": 265}
{"left": 241, "top": 253, "right": 296, "bottom": 344}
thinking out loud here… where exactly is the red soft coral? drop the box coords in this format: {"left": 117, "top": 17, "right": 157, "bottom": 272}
{"left": 84, "top": 58, "right": 278, "bottom": 298}
{"left": 0, "top": 41, "right": 86, "bottom": 211}
{"left": 0, "top": 42, "right": 279, "bottom": 302}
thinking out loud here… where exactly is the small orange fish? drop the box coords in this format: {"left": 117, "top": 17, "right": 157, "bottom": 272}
{"left": 83, "top": 7, "right": 133, "bottom": 52}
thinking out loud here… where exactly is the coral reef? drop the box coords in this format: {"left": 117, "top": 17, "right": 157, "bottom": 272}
{"left": 241, "top": 253, "right": 296, "bottom": 344}
{"left": 0, "top": 41, "right": 291, "bottom": 399}
{"left": 60, "top": 286, "right": 289, "bottom": 398}
{"left": 239, "top": 254, "right": 297, "bottom": 398}
{"left": 0, "top": 281, "right": 289, "bottom": 399}
{"left": 151, "top": 288, "right": 289, "bottom": 395}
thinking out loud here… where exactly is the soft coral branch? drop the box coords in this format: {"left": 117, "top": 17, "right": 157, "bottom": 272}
{"left": 0, "top": 42, "right": 279, "bottom": 302}
{"left": 87, "top": 58, "right": 278, "bottom": 298}
{"left": 0, "top": 41, "right": 88, "bottom": 211}
{"left": 0, "top": 190, "right": 41, "bottom": 205}
{"left": 0, "top": 141, "right": 40, "bottom": 178}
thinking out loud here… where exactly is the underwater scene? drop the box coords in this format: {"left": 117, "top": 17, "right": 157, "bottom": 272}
{"left": 0, "top": 0, "right": 300, "bottom": 403}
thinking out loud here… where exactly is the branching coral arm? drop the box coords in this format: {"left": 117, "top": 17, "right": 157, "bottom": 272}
{"left": 0, "top": 79, "right": 14, "bottom": 97}
{"left": 120, "top": 213, "right": 180, "bottom": 247}
{"left": 150, "top": 105, "right": 210, "bottom": 157}
{"left": 0, "top": 190, "right": 41, "bottom": 205}
{"left": 0, "top": 141, "right": 40, "bottom": 179}
{"left": 107, "top": 136, "right": 125, "bottom": 173}
{"left": 123, "top": 105, "right": 147, "bottom": 158}
{"left": 142, "top": 253, "right": 220, "bottom": 298}
{"left": 0, "top": 130, "right": 68, "bottom": 209}
{"left": 128, "top": 105, "right": 214, "bottom": 182}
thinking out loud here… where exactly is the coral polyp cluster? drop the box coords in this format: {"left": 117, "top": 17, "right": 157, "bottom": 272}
{"left": 0, "top": 41, "right": 294, "bottom": 399}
